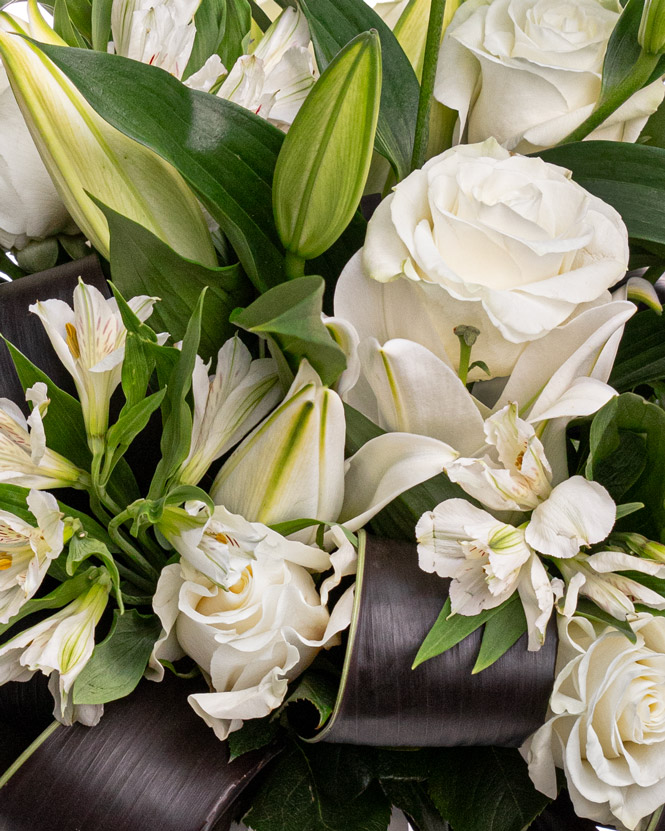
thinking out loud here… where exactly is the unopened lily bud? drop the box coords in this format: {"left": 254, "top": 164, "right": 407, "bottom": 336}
{"left": 639, "top": 0, "right": 665, "bottom": 55}
{"left": 613, "top": 532, "right": 665, "bottom": 563}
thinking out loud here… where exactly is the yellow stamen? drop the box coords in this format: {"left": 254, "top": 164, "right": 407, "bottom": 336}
{"left": 65, "top": 322, "right": 80, "bottom": 359}
{"left": 214, "top": 532, "right": 228, "bottom": 544}
{"left": 0, "top": 555, "right": 12, "bottom": 570}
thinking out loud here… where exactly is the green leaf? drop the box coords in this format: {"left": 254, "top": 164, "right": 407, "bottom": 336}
{"left": 610, "top": 310, "right": 665, "bottom": 391}
{"left": 0, "top": 570, "right": 96, "bottom": 641}
{"left": 575, "top": 597, "right": 638, "bottom": 644}
{"left": 36, "top": 43, "right": 286, "bottom": 292}
{"left": 101, "top": 200, "right": 252, "bottom": 361}
{"left": 148, "top": 294, "right": 204, "bottom": 498}
{"left": 286, "top": 671, "right": 338, "bottom": 729}
{"left": 585, "top": 405, "right": 647, "bottom": 502}
{"left": 586, "top": 393, "right": 665, "bottom": 538}
{"left": 53, "top": 0, "right": 88, "bottom": 46}
{"left": 121, "top": 333, "right": 155, "bottom": 411}
{"left": 298, "top": 0, "right": 419, "bottom": 181}
{"left": 183, "top": 0, "right": 226, "bottom": 80}
{"left": 599, "top": 0, "right": 655, "bottom": 102}
{"left": 91, "top": 0, "right": 112, "bottom": 51}
{"left": 227, "top": 715, "right": 282, "bottom": 761}
{"left": 273, "top": 31, "right": 381, "bottom": 261}
{"left": 231, "top": 276, "right": 347, "bottom": 386}
{"left": 73, "top": 608, "right": 162, "bottom": 705}
{"left": 538, "top": 142, "right": 665, "bottom": 249}
{"left": 641, "top": 95, "right": 665, "bottom": 148}
{"left": 104, "top": 389, "right": 166, "bottom": 479}
{"left": 343, "top": 403, "right": 470, "bottom": 541}
{"left": 429, "top": 747, "right": 551, "bottom": 831}
{"left": 413, "top": 595, "right": 519, "bottom": 669}
{"left": 472, "top": 600, "right": 527, "bottom": 675}
{"left": 217, "top": 0, "right": 251, "bottom": 69}
{"left": 66, "top": 534, "right": 122, "bottom": 611}
{"left": 616, "top": 501, "right": 645, "bottom": 519}
{"left": 244, "top": 741, "right": 391, "bottom": 831}
{"left": 380, "top": 780, "right": 449, "bottom": 831}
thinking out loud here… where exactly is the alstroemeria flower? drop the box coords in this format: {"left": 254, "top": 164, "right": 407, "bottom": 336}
{"left": 525, "top": 476, "right": 616, "bottom": 559}
{"left": 211, "top": 360, "right": 458, "bottom": 540}
{"left": 0, "top": 567, "right": 111, "bottom": 720}
{"left": 558, "top": 550, "right": 665, "bottom": 620}
{"left": 0, "top": 383, "right": 88, "bottom": 490}
{"left": 417, "top": 498, "right": 562, "bottom": 648}
{"left": 444, "top": 403, "right": 553, "bottom": 511}
{"left": 216, "top": 7, "right": 318, "bottom": 130}
{"left": 157, "top": 503, "right": 330, "bottom": 589}
{"left": 30, "top": 280, "right": 159, "bottom": 441}
{"left": 177, "top": 338, "right": 280, "bottom": 487}
{"left": 0, "top": 490, "right": 64, "bottom": 624}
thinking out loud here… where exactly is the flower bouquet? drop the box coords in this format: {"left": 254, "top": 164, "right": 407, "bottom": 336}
{"left": 0, "top": 0, "right": 665, "bottom": 829}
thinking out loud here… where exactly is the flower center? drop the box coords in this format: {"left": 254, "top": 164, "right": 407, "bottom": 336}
{"left": 65, "top": 322, "right": 81, "bottom": 360}
{"left": 229, "top": 565, "right": 253, "bottom": 594}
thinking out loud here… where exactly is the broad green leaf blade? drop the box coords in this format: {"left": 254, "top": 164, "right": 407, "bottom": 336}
{"left": 231, "top": 276, "right": 347, "bottom": 386}
{"left": 599, "top": 0, "right": 653, "bottom": 101}
{"left": 217, "top": 0, "right": 251, "bottom": 69}
{"left": 413, "top": 595, "right": 518, "bottom": 669}
{"left": 73, "top": 609, "right": 162, "bottom": 705}
{"left": 286, "top": 670, "right": 338, "bottom": 729}
{"left": 273, "top": 31, "right": 381, "bottom": 261}
{"left": 641, "top": 96, "right": 665, "bottom": 147}
{"left": 429, "top": 747, "right": 551, "bottom": 831}
{"left": 53, "top": 0, "right": 88, "bottom": 46}
{"left": 575, "top": 597, "right": 638, "bottom": 644}
{"left": 35, "top": 43, "right": 286, "bottom": 291}
{"left": 610, "top": 309, "right": 665, "bottom": 391}
{"left": 227, "top": 715, "right": 281, "bottom": 761}
{"left": 183, "top": 0, "right": 226, "bottom": 80}
{"left": 298, "top": 0, "right": 419, "bottom": 182}
{"left": 472, "top": 600, "right": 527, "bottom": 674}
{"left": 538, "top": 142, "right": 665, "bottom": 248}
{"left": 380, "top": 780, "right": 449, "bottom": 831}
{"left": 101, "top": 200, "right": 253, "bottom": 361}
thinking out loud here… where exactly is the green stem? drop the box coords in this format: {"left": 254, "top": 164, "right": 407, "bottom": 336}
{"left": 115, "top": 561, "right": 156, "bottom": 593}
{"left": 108, "top": 511, "right": 160, "bottom": 581}
{"left": 284, "top": 250, "right": 306, "bottom": 280}
{"left": 0, "top": 720, "right": 61, "bottom": 789}
{"left": 410, "top": 0, "right": 447, "bottom": 172}
{"left": 457, "top": 339, "right": 471, "bottom": 386}
{"left": 646, "top": 806, "right": 663, "bottom": 831}
{"left": 560, "top": 51, "right": 660, "bottom": 144}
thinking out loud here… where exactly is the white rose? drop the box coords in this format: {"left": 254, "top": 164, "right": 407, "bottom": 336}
{"left": 0, "top": 65, "right": 75, "bottom": 250}
{"left": 339, "top": 139, "right": 628, "bottom": 377}
{"left": 435, "top": 0, "right": 665, "bottom": 153}
{"left": 150, "top": 539, "right": 352, "bottom": 740}
{"left": 523, "top": 614, "right": 665, "bottom": 830}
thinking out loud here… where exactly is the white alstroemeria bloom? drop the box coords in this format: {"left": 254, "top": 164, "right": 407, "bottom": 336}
{"left": 111, "top": 0, "right": 220, "bottom": 81}
{"left": 417, "top": 498, "right": 561, "bottom": 648}
{"left": 0, "top": 490, "right": 64, "bottom": 624}
{"left": 0, "top": 569, "right": 110, "bottom": 720}
{"left": 177, "top": 338, "right": 280, "bottom": 487}
{"left": 445, "top": 403, "right": 553, "bottom": 511}
{"left": 211, "top": 360, "right": 458, "bottom": 539}
{"left": 523, "top": 614, "right": 665, "bottom": 830}
{"left": 0, "top": 383, "right": 89, "bottom": 490}
{"left": 558, "top": 550, "right": 665, "bottom": 620}
{"left": 217, "top": 7, "right": 318, "bottom": 130}
{"left": 525, "top": 477, "right": 616, "bottom": 558}
{"left": 157, "top": 502, "right": 330, "bottom": 589}
{"left": 149, "top": 550, "right": 352, "bottom": 740}
{"left": 30, "top": 281, "right": 159, "bottom": 441}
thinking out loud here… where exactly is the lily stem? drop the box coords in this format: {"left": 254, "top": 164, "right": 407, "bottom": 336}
{"left": 646, "top": 806, "right": 663, "bottom": 831}
{"left": 108, "top": 511, "right": 160, "bottom": 581}
{"left": 0, "top": 720, "right": 61, "bottom": 789}
{"left": 411, "top": 0, "right": 447, "bottom": 172}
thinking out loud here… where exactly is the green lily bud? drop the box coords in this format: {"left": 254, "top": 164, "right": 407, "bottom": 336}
{"left": 273, "top": 30, "right": 382, "bottom": 274}
{"left": 639, "top": 0, "right": 665, "bottom": 55}
{"left": 0, "top": 7, "right": 216, "bottom": 266}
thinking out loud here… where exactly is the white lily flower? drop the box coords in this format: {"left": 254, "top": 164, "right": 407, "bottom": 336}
{"left": 0, "top": 568, "right": 111, "bottom": 720}
{"left": 211, "top": 360, "right": 458, "bottom": 539}
{"left": 30, "top": 280, "right": 159, "bottom": 442}
{"left": 417, "top": 498, "right": 561, "bottom": 648}
{"left": 177, "top": 338, "right": 280, "bottom": 487}
{"left": 157, "top": 502, "right": 330, "bottom": 589}
{"left": 525, "top": 477, "right": 616, "bottom": 558}
{"left": 217, "top": 7, "right": 318, "bottom": 130}
{"left": 0, "top": 383, "right": 89, "bottom": 490}
{"left": 559, "top": 550, "right": 665, "bottom": 620}
{"left": 445, "top": 403, "right": 553, "bottom": 511}
{"left": 0, "top": 490, "right": 64, "bottom": 624}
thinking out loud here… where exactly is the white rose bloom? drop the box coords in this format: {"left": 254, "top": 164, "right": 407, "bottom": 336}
{"left": 523, "top": 614, "right": 665, "bottom": 829}
{"left": 435, "top": 0, "right": 665, "bottom": 153}
{"left": 0, "top": 64, "right": 74, "bottom": 251}
{"left": 150, "top": 545, "right": 353, "bottom": 740}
